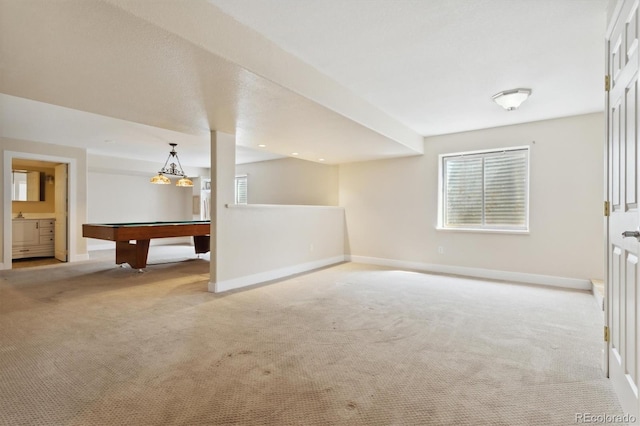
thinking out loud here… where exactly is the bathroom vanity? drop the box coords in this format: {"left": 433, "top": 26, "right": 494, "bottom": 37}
{"left": 12, "top": 218, "right": 55, "bottom": 259}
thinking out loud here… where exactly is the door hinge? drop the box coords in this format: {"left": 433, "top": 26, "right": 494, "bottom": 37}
{"left": 604, "top": 201, "right": 610, "bottom": 217}
{"left": 605, "top": 75, "right": 611, "bottom": 92}
{"left": 604, "top": 326, "right": 610, "bottom": 342}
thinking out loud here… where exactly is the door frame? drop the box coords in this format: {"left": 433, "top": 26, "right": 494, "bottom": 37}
{"left": 2, "top": 151, "right": 78, "bottom": 269}
{"left": 604, "top": 50, "right": 610, "bottom": 378}
{"left": 603, "top": 0, "right": 624, "bottom": 378}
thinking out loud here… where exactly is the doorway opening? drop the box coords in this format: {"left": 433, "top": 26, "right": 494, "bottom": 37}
{"left": 10, "top": 159, "right": 68, "bottom": 269}
{"left": 3, "top": 151, "right": 79, "bottom": 270}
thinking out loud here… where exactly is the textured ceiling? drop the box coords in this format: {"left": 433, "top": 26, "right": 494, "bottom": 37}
{"left": 0, "top": 0, "right": 608, "bottom": 167}
{"left": 210, "top": 0, "right": 607, "bottom": 135}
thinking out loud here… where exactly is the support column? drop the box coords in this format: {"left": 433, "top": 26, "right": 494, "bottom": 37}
{"left": 209, "top": 131, "right": 236, "bottom": 292}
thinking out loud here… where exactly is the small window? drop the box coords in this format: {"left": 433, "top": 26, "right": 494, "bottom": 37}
{"left": 235, "top": 175, "right": 248, "bottom": 205}
{"left": 439, "top": 147, "right": 529, "bottom": 232}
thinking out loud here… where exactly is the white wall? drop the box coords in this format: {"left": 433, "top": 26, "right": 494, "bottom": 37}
{"left": 340, "top": 113, "right": 605, "bottom": 288}
{"left": 210, "top": 131, "right": 345, "bottom": 293}
{"left": 213, "top": 204, "right": 345, "bottom": 292}
{"left": 236, "top": 157, "right": 339, "bottom": 206}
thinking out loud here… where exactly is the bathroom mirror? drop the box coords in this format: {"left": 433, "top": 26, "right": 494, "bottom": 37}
{"left": 12, "top": 170, "right": 45, "bottom": 202}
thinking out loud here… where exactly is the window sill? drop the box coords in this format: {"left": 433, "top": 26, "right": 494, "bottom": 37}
{"left": 436, "top": 227, "right": 530, "bottom": 235}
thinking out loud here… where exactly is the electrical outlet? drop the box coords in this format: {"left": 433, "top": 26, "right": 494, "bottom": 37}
{"left": 437, "top": 246, "right": 444, "bottom": 255}
{"left": 309, "top": 244, "right": 314, "bottom": 252}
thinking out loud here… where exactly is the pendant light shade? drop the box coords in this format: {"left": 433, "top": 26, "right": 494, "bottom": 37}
{"left": 176, "top": 177, "right": 194, "bottom": 187}
{"left": 150, "top": 173, "right": 171, "bottom": 184}
{"left": 492, "top": 88, "right": 532, "bottom": 111}
{"left": 151, "top": 143, "right": 193, "bottom": 187}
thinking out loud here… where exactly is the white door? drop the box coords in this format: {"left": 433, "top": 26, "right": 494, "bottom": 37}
{"left": 607, "top": 0, "right": 640, "bottom": 417}
{"left": 54, "top": 163, "right": 68, "bottom": 262}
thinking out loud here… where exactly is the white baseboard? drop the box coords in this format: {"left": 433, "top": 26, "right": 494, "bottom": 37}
{"left": 87, "top": 242, "right": 115, "bottom": 251}
{"left": 151, "top": 237, "right": 192, "bottom": 246}
{"left": 591, "top": 280, "right": 605, "bottom": 312}
{"left": 210, "top": 256, "right": 346, "bottom": 293}
{"left": 87, "top": 237, "right": 192, "bottom": 252}
{"left": 347, "top": 255, "right": 591, "bottom": 291}
{"left": 70, "top": 253, "right": 91, "bottom": 262}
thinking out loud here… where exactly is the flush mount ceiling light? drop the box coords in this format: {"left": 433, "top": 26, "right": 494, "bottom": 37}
{"left": 150, "top": 143, "right": 193, "bottom": 187}
{"left": 492, "top": 88, "right": 532, "bottom": 111}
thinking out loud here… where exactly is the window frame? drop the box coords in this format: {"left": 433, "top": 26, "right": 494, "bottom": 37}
{"left": 437, "top": 146, "right": 530, "bottom": 234}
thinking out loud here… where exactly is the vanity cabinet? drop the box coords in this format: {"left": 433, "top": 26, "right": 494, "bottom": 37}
{"left": 12, "top": 219, "right": 55, "bottom": 259}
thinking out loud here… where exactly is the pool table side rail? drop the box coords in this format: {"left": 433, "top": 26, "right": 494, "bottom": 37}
{"left": 83, "top": 222, "right": 211, "bottom": 241}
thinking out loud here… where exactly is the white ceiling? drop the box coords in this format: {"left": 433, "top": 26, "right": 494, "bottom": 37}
{"left": 210, "top": 0, "right": 608, "bottom": 135}
{"left": 0, "top": 0, "right": 608, "bottom": 167}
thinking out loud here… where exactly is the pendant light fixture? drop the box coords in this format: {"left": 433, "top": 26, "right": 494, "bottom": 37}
{"left": 150, "top": 143, "right": 193, "bottom": 187}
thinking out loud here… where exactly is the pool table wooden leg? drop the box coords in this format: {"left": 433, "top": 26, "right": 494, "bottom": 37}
{"left": 115, "top": 240, "right": 151, "bottom": 269}
{"left": 193, "top": 235, "right": 210, "bottom": 254}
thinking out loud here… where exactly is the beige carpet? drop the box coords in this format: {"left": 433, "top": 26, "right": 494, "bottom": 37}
{"left": 0, "top": 247, "right": 624, "bottom": 425}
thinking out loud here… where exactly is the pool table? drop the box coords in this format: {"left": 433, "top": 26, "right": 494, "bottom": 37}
{"left": 82, "top": 221, "right": 211, "bottom": 269}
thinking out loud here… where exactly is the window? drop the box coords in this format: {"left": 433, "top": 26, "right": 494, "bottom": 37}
{"left": 235, "top": 175, "right": 247, "bottom": 204}
{"left": 439, "top": 147, "right": 529, "bottom": 232}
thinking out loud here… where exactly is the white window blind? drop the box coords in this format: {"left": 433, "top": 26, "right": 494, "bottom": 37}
{"left": 441, "top": 147, "right": 528, "bottom": 231}
{"left": 235, "top": 175, "right": 247, "bottom": 204}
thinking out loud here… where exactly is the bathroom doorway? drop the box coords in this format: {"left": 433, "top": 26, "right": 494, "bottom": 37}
{"left": 4, "top": 152, "right": 72, "bottom": 270}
